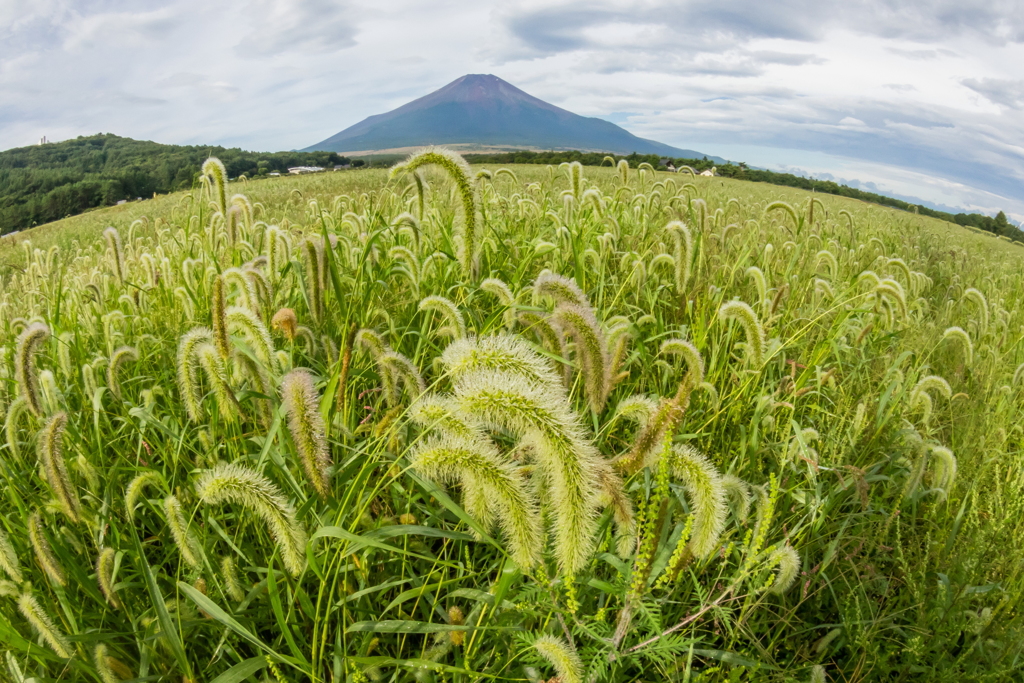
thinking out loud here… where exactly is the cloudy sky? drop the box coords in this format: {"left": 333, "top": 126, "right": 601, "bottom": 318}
{"left": 2, "top": 0, "right": 1023, "bottom": 221}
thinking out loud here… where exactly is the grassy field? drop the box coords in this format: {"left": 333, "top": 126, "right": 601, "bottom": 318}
{"left": 0, "top": 154, "right": 1022, "bottom": 683}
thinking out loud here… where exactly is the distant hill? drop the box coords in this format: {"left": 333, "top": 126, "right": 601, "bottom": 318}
{"left": 304, "top": 74, "right": 725, "bottom": 161}
{"left": 0, "top": 134, "right": 349, "bottom": 234}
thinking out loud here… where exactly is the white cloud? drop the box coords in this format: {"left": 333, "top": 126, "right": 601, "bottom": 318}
{"left": 0, "top": 0, "right": 1020, "bottom": 219}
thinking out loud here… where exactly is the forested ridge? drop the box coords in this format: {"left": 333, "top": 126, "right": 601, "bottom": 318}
{"left": 0, "top": 134, "right": 353, "bottom": 234}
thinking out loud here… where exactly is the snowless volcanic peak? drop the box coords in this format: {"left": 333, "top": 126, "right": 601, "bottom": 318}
{"left": 303, "top": 74, "right": 711, "bottom": 158}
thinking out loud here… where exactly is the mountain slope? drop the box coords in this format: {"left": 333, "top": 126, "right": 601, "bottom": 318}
{"left": 304, "top": 74, "right": 720, "bottom": 159}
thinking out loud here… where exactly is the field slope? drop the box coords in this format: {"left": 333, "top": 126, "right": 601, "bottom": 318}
{"left": 0, "top": 158, "right": 1022, "bottom": 682}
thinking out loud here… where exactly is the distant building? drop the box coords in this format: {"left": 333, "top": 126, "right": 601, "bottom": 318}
{"left": 288, "top": 166, "right": 325, "bottom": 175}
{"left": 699, "top": 167, "right": 716, "bottom": 177}
{"left": 38, "top": 136, "right": 48, "bottom": 145}
{"left": 269, "top": 172, "right": 281, "bottom": 177}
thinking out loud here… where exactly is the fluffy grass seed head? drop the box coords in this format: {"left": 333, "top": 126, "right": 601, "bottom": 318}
{"left": 195, "top": 342, "right": 240, "bottom": 422}
{"left": 418, "top": 295, "right": 466, "bottom": 339}
{"left": 453, "top": 369, "right": 601, "bottom": 573}
{"left": 106, "top": 345, "right": 138, "bottom": 400}
{"left": 164, "top": 495, "right": 203, "bottom": 570}
{"left": 533, "top": 271, "right": 590, "bottom": 308}
{"left": 719, "top": 300, "right": 766, "bottom": 367}
{"left": 196, "top": 462, "right": 307, "bottom": 576}
{"left": 0, "top": 527, "right": 22, "bottom": 583}
{"left": 222, "top": 555, "right": 246, "bottom": 602}
{"left": 766, "top": 544, "right": 801, "bottom": 594}
{"left": 555, "top": 302, "right": 610, "bottom": 413}
{"left": 177, "top": 327, "right": 214, "bottom": 421}
{"left": 29, "top": 511, "right": 66, "bottom": 586}
{"left": 480, "top": 278, "right": 517, "bottom": 328}
{"left": 441, "top": 334, "right": 562, "bottom": 390}
{"left": 202, "top": 157, "right": 228, "bottom": 217}
{"left": 280, "top": 368, "right": 332, "bottom": 498}
{"left": 653, "top": 444, "right": 727, "bottom": 560}
{"left": 411, "top": 434, "right": 543, "bottom": 569}
{"left": 942, "top": 326, "right": 973, "bottom": 365}
{"left": 226, "top": 306, "right": 278, "bottom": 373}
{"left": 38, "top": 412, "right": 80, "bottom": 522}
{"left": 532, "top": 635, "right": 582, "bottom": 683}
{"left": 665, "top": 221, "right": 694, "bottom": 293}
{"left": 103, "top": 227, "right": 125, "bottom": 285}
{"left": 94, "top": 643, "right": 134, "bottom": 683}
{"left": 211, "top": 274, "right": 230, "bottom": 359}
{"left": 15, "top": 321, "right": 50, "bottom": 417}
{"left": 17, "top": 593, "right": 73, "bottom": 658}
{"left": 392, "top": 148, "right": 477, "bottom": 276}
{"left": 125, "top": 471, "right": 166, "bottom": 520}
{"left": 929, "top": 445, "right": 957, "bottom": 498}
{"left": 660, "top": 338, "right": 704, "bottom": 389}
{"left": 96, "top": 546, "right": 121, "bottom": 609}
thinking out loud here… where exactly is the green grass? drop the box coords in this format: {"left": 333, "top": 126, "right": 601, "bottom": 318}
{"left": 0, "top": 156, "right": 1023, "bottom": 682}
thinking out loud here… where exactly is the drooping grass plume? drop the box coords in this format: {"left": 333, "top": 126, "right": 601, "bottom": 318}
{"left": 453, "top": 369, "right": 601, "bottom": 573}
{"left": 302, "top": 238, "right": 325, "bottom": 323}
{"left": 765, "top": 200, "right": 800, "bottom": 231}
{"left": 722, "top": 474, "right": 752, "bottom": 523}
{"left": 392, "top": 148, "right": 477, "bottom": 276}
{"left": 196, "top": 462, "right": 307, "bottom": 576}
{"left": 38, "top": 412, "right": 80, "bottom": 522}
{"left": 411, "top": 434, "right": 542, "bottom": 568}
{"left": 176, "top": 327, "right": 214, "bottom": 421}
{"left": 271, "top": 308, "right": 298, "bottom": 341}
{"left": 0, "top": 527, "right": 22, "bottom": 583}
{"left": 418, "top": 295, "right": 466, "bottom": 339}
{"left": 222, "top": 555, "right": 247, "bottom": 602}
{"left": 666, "top": 221, "right": 694, "bottom": 295}
{"left": 195, "top": 342, "right": 240, "bottom": 421}
{"left": 532, "top": 635, "right": 582, "bottom": 683}
{"left": 660, "top": 338, "right": 705, "bottom": 389}
{"left": 94, "top": 643, "right": 134, "bottom": 683}
{"left": 106, "top": 345, "right": 138, "bottom": 400}
{"left": 555, "top": 302, "right": 610, "bottom": 413}
{"left": 516, "top": 311, "right": 567, "bottom": 376}
{"left": 942, "top": 326, "right": 973, "bottom": 365}
{"left": 96, "top": 547, "right": 121, "bottom": 608}
{"left": 533, "top": 271, "right": 590, "bottom": 308}
{"left": 163, "top": 495, "right": 203, "bottom": 570}
{"left": 929, "top": 445, "right": 957, "bottom": 498}
{"left": 963, "top": 287, "right": 989, "bottom": 334}
{"left": 17, "top": 593, "right": 74, "bottom": 658}
{"left": 103, "top": 227, "right": 125, "bottom": 285}
{"left": 15, "top": 321, "right": 50, "bottom": 417}
{"left": 746, "top": 266, "right": 768, "bottom": 316}
{"left": 4, "top": 396, "right": 29, "bottom": 462}
{"left": 377, "top": 351, "right": 426, "bottom": 404}
{"left": 594, "top": 460, "right": 636, "bottom": 557}
{"left": 281, "top": 368, "right": 332, "bottom": 498}
{"left": 226, "top": 306, "right": 278, "bottom": 373}
{"left": 719, "top": 300, "right": 766, "bottom": 367}
{"left": 124, "top": 471, "right": 166, "bottom": 520}
{"left": 202, "top": 157, "right": 229, "bottom": 218}
{"left": 442, "top": 334, "right": 562, "bottom": 389}
{"left": 480, "top": 277, "right": 517, "bottom": 329}
{"left": 766, "top": 544, "right": 801, "bottom": 594}
{"left": 29, "top": 511, "right": 66, "bottom": 586}
{"left": 651, "top": 444, "right": 726, "bottom": 561}
{"left": 211, "top": 274, "right": 229, "bottom": 358}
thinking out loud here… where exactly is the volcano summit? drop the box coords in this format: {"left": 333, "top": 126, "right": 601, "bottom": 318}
{"left": 303, "top": 74, "right": 713, "bottom": 158}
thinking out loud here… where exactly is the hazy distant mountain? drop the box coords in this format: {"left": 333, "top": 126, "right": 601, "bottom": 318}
{"left": 304, "top": 74, "right": 721, "bottom": 160}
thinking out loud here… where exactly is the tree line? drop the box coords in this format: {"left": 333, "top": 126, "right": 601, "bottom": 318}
{"left": 0, "top": 134, "right": 359, "bottom": 234}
